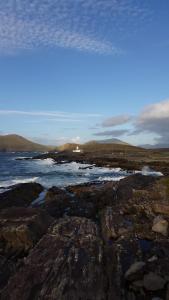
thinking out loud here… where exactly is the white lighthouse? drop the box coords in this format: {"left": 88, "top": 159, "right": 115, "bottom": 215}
{"left": 73, "top": 146, "right": 81, "bottom": 153}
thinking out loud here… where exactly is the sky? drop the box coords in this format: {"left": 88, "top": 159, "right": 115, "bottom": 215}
{"left": 0, "top": 0, "right": 169, "bottom": 146}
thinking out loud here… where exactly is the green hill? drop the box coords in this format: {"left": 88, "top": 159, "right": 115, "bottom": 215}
{"left": 0, "top": 134, "right": 51, "bottom": 152}
{"left": 57, "top": 140, "right": 142, "bottom": 153}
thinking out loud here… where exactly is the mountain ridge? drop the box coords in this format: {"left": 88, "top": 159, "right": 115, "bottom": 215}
{"left": 0, "top": 134, "right": 51, "bottom": 152}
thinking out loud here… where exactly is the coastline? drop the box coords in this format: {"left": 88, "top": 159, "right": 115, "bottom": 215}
{"left": 0, "top": 168, "right": 169, "bottom": 298}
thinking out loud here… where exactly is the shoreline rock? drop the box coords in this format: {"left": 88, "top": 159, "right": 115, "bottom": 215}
{"left": 0, "top": 174, "right": 169, "bottom": 298}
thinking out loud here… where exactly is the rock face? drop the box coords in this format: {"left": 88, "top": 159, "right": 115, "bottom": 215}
{"left": 1, "top": 174, "right": 169, "bottom": 299}
{"left": 143, "top": 272, "right": 166, "bottom": 291}
{"left": 0, "top": 207, "right": 53, "bottom": 255}
{"left": 44, "top": 186, "right": 97, "bottom": 219}
{"left": 1, "top": 217, "right": 107, "bottom": 300}
{"left": 0, "top": 183, "right": 43, "bottom": 210}
{"left": 153, "top": 203, "right": 169, "bottom": 215}
{"left": 125, "top": 262, "right": 146, "bottom": 279}
{"left": 152, "top": 216, "right": 168, "bottom": 236}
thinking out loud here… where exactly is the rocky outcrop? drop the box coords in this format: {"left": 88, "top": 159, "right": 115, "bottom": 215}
{"left": 152, "top": 216, "right": 168, "bottom": 236}
{"left": 1, "top": 217, "right": 107, "bottom": 300}
{"left": 0, "top": 207, "right": 53, "bottom": 255}
{"left": 0, "top": 183, "right": 43, "bottom": 210}
{"left": 44, "top": 186, "right": 97, "bottom": 219}
{"left": 1, "top": 174, "right": 169, "bottom": 299}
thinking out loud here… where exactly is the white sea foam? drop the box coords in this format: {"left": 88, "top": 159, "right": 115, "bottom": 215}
{"left": 31, "top": 189, "right": 47, "bottom": 206}
{"left": 141, "top": 166, "right": 163, "bottom": 177}
{"left": 34, "top": 158, "right": 55, "bottom": 165}
{"left": 14, "top": 156, "right": 31, "bottom": 160}
{"left": 98, "top": 176, "right": 125, "bottom": 182}
{"left": 0, "top": 188, "right": 11, "bottom": 194}
{"left": 0, "top": 177, "right": 39, "bottom": 188}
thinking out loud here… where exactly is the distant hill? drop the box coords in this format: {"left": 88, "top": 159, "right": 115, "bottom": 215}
{"left": 57, "top": 143, "right": 78, "bottom": 151}
{"left": 0, "top": 134, "right": 51, "bottom": 152}
{"left": 140, "top": 143, "right": 169, "bottom": 149}
{"left": 57, "top": 139, "right": 141, "bottom": 153}
{"left": 86, "top": 138, "right": 130, "bottom": 145}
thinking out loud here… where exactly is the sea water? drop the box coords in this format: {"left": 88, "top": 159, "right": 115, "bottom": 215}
{"left": 0, "top": 152, "right": 163, "bottom": 192}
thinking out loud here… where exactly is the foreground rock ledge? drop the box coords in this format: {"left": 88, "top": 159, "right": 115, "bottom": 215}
{"left": 0, "top": 207, "right": 53, "bottom": 255}
{"left": 1, "top": 217, "right": 107, "bottom": 300}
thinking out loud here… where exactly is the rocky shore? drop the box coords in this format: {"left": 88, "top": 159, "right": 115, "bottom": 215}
{"left": 0, "top": 171, "right": 169, "bottom": 299}
{"left": 30, "top": 150, "right": 169, "bottom": 176}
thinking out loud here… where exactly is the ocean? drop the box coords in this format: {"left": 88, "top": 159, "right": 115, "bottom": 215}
{"left": 0, "top": 152, "right": 130, "bottom": 192}
{"left": 0, "top": 152, "right": 163, "bottom": 193}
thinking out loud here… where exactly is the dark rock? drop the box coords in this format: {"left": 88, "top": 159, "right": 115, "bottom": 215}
{"left": 153, "top": 203, "right": 169, "bottom": 216}
{"left": 116, "top": 174, "right": 157, "bottom": 202}
{"left": 44, "top": 186, "right": 96, "bottom": 219}
{"left": 143, "top": 272, "right": 166, "bottom": 291}
{"left": 67, "top": 181, "right": 118, "bottom": 211}
{"left": 125, "top": 262, "right": 146, "bottom": 280}
{"left": 0, "top": 207, "right": 53, "bottom": 256}
{"left": 1, "top": 217, "right": 107, "bottom": 300}
{"left": 152, "top": 216, "right": 168, "bottom": 237}
{"left": 0, "top": 255, "right": 16, "bottom": 292}
{"left": 0, "top": 183, "right": 43, "bottom": 210}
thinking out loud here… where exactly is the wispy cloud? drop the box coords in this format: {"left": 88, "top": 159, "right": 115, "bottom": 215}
{"left": 94, "top": 129, "right": 128, "bottom": 137}
{"left": 131, "top": 99, "right": 169, "bottom": 146}
{"left": 32, "top": 135, "right": 81, "bottom": 146}
{"left": 101, "top": 114, "right": 132, "bottom": 127}
{"left": 0, "top": 109, "right": 100, "bottom": 120}
{"left": 0, "top": 0, "right": 151, "bottom": 55}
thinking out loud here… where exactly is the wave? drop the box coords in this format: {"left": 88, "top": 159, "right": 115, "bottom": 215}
{"left": 98, "top": 176, "right": 126, "bottom": 182}
{"left": 0, "top": 177, "right": 39, "bottom": 188}
{"left": 141, "top": 166, "right": 163, "bottom": 177}
{"left": 34, "top": 158, "right": 55, "bottom": 165}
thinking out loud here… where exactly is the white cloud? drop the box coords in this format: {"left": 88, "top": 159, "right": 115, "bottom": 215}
{"left": 32, "top": 135, "right": 81, "bottom": 146}
{"left": 131, "top": 99, "right": 169, "bottom": 146}
{"left": 94, "top": 129, "right": 128, "bottom": 137}
{"left": 0, "top": 0, "right": 151, "bottom": 54}
{"left": 0, "top": 109, "right": 100, "bottom": 120}
{"left": 102, "top": 114, "right": 132, "bottom": 127}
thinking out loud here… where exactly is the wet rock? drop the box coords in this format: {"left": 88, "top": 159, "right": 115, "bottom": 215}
{"left": 67, "top": 181, "right": 118, "bottom": 210}
{"left": 0, "top": 207, "right": 53, "bottom": 255}
{"left": 125, "top": 262, "right": 146, "bottom": 280}
{"left": 1, "top": 217, "right": 107, "bottom": 300}
{"left": 44, "top": 186, "right": 71, "bottom": 217}
{"left": 44, "top": 186, "right": 96, "bottom": 219}
{"left": 152, "top": 216, "right": 168, "bottom": 237}
{"left": 143, "top": 272, "right": 166, "bottom": 291}
{"left": 0, "top": 255, "right": 16, "bottom": 291}
{"left": 0, "top": 183, "right": 43, "bottom": 210}
{"left": 153, "top": 203, "right": 169, "bottom": 216}
{"left": 101, "top": 207, "right": 118, "bottom": 240}
{"left": 117, "top": 174, "right": 157, "bottom": 202}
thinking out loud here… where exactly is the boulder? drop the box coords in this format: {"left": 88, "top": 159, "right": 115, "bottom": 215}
{"left": 0, "top": 207, "right": 53, "bottom": 255}
{"left": 0, "top": 183, "right": 43, "bottom": 210}
{"left": 143, "top": 272, "right": 166, "bottom": 291}
{"left": 44, "top": 186, "right": 96, "bottom": 219}
{"left": 67, "top": 181, "right": 118, "bottom": 210}
{"left": 153, "top": 203, "right": 169, "bottom": 216}
{"left": 152, "top": 216, "right": 168, "bottom": 237}
{"left": 125, "top": 262, "right": 146, "bottom": 280}
{"left": 1, "top": 217, "right": 107, "bottom": 300}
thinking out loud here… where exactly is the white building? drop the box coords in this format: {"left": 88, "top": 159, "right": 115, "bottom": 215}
{"left": 73, "top": 146, "right": 81, "bottom": 153}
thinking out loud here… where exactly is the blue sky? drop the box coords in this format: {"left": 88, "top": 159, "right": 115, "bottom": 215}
{"left": 0, "top": 0, "right": 169, "bottom": 146}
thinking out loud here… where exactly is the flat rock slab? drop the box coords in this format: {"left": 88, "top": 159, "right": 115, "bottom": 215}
{"left": 1, "top": 217, "right": 106, "bottom": 300}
